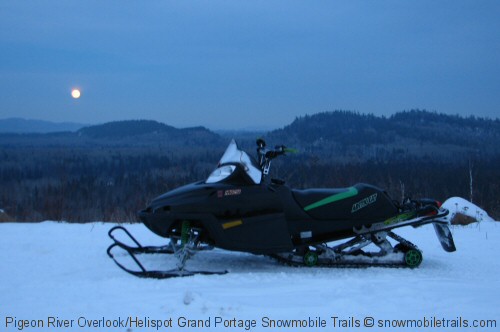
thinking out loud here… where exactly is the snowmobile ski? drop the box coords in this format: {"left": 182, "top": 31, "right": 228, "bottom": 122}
{"left": 106, "top": 243, "right": 227, "bottom": 279}
{"left": 107, "top": 226, "right": 226, "bottom": 279}
{"left": 108, "top": 226, "right": 176, "bottom": 254}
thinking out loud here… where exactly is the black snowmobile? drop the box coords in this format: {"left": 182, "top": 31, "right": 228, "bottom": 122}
{"left": 107, "top": 139, "right": 456, "bottom": 278}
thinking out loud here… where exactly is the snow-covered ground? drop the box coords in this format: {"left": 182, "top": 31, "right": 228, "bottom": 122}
{"left": 1, "top": 202, "right": 498, "bottom": 331}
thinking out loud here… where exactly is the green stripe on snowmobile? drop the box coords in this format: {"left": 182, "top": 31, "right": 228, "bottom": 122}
{"left": 383, "top": 211, "right": 416, "bottom": 226}
{"left": 304, "top": 187, "right": 358, "bottom": 211}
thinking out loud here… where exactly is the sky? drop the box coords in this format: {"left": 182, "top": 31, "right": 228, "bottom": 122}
{"left": 1, "top": 1, "right": 499, "bottom": 130}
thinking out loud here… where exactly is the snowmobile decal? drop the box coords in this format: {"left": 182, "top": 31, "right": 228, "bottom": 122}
{"left": 351, "top": 193, "right": 378, "bottom": 213}
{"left": 224, "top": 188, "right": 242, "bottom": 196}
{"left": 303, "top": 187, "right": 358, "bottom": 211}
{"left": 384, "top": 211, "right": 416, "bottom": 225}
{"left": 300, "top": 231, "right": 312, "bottom": 239}
{"left": 222, "top": 220, "right": 243, "bottom": 230}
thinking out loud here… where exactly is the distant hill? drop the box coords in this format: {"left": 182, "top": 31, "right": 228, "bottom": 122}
{"left": 266, "top": 110, "right": 500, "bottom": 162}
{"left": 78, "top": 120, "right": 177, "bottom": 138}
{"left": 0, "top": 119, "right": 224, "bottom": 148}
{"left": 2, "top": 112, "right": 499, "bottom": 160}
{"left": 0, "top": 118, "right": 86, "bottom": 133}
{"left": 77, "top": 120, "right": 222, "bottom": 144}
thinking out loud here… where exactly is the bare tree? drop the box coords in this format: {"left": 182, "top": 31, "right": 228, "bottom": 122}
{"left": 469, "top": 159, "right": 473, "bottom": 203}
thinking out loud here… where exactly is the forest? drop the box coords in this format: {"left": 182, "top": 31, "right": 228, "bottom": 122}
{"left": 0, "top": 110, "right": 499, "bottom": 222}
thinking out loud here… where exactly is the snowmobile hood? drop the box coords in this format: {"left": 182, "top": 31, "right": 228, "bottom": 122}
{"left": 148, "top": 181, "right": 210, "bottom": 210}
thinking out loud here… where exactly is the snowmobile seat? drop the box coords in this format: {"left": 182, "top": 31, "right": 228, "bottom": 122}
{"left": 292, "top": 188, "right": 353, "bottom": 212}
{"left": 292, "top": 184, "right": 398, "bottom": 220}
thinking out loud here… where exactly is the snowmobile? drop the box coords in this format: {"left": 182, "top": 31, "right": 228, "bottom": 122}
{"left": 107, "top": 139, "right": 456, "bottom": 278}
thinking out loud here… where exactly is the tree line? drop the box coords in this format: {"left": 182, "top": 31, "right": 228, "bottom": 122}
{"left": 0, "top": 143, "right": 498, "bottom": 222}
{"left": 0, "top": 111, "right": 498, "bottom": 222}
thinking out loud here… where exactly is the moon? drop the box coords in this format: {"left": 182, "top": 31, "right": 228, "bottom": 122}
{"left": 71, "top": 89, "right": 81, "bottom": 99}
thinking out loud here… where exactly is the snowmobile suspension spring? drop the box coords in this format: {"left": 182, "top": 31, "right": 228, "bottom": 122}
{"left": 181, "top": 220, "right": 191, "bottom": 246}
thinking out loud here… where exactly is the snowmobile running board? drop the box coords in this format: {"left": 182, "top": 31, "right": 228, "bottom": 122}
{"left": 107, "top": 226, "right": 227, "bottom": 279}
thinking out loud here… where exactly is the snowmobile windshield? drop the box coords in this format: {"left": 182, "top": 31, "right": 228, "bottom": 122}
{"left": 206, "top": 140, "right": 262, "bottom": 184}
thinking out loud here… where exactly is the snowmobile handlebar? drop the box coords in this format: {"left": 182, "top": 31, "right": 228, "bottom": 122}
{"left": 256, "top": 139, "right": 296, "bottom": 176}
{"left": 256, "top": 139, "right": 290, "bottom": 160}
{"left": 264, "top": 145, "right": 287, "bottom": 159}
